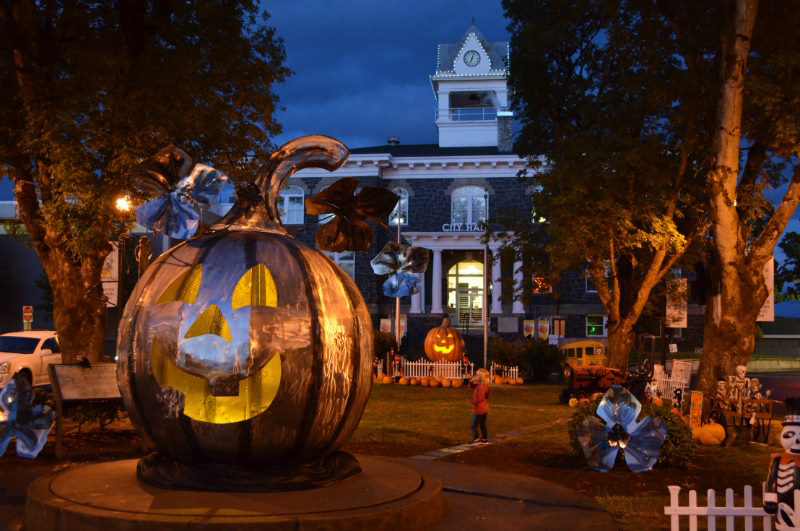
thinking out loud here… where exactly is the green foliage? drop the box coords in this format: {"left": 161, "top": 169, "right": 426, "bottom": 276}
{"left": 489, "top": 337, "right": 561, "bottom": 381}
{"left": 777, "top": 232, "right": 800, "bottom": 299}
{"left": 373, "top": 331, "right": 398, "bottom": 361}
{"left": 567, "top": 396, "right": 695, "bottom": 469}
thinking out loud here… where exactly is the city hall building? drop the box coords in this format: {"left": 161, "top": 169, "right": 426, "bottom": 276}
{"left": 207, "top": 24, "right": 610, "bottom": 357}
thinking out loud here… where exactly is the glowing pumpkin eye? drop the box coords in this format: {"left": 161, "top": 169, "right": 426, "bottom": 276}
{"left": 447, "top": 333, "right": 453, "bottom": 338}
{"left": 232, "top": 264, "right": 277, "bottom": 310}
{"left": 157, "top": 266, "right": 202, "bottom": 304}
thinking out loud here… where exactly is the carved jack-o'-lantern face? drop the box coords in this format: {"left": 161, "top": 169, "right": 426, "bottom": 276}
{"left": 424, "top": 318, "right": 464, "bottom": 362}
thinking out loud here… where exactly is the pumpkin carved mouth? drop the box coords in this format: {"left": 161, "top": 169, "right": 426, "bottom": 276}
{"left": 151, "top": 337, "right": 281, "bottom": 424}
{"left": 433, "top": 344, "right": 455, "bottom": 354}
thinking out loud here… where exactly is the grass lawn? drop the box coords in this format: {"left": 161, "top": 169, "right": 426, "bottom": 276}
{"left": 349, "top": 382, "right": 780, "bottom": 530}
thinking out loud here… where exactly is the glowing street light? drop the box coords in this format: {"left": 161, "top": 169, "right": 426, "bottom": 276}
{"left": 115, "top": 196, "right": 132, "bottom": 212}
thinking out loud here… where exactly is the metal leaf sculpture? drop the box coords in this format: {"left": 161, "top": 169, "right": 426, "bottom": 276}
{"left": 371, "top": 242, "right": 430, "bottom": 297}
{"left": 305, "top": 177, "right": 399, "bottom": 252}
{"left": 132, "top": 145, "right": 228, "bottom": 240}
{"left": 576, "top": 385, "right": 667, "bottom": 473}
{"left": 0, "top": 374, "right": 55, "bottom": 459}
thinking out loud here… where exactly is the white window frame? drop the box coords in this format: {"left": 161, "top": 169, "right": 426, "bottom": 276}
{"left": 451, "top": 186, "right": 487, "bottom": 226}
{"left": 278, "top": 185, "right": 304, "bottom": 225}
{"left": 322, "top": 250, "right": 355, "bottom": 280}
{"left": 586, "top": 315, "right": 608, "bottom": 337}
{"left": 389, "top": 188, "right": 409, "bottom": 226}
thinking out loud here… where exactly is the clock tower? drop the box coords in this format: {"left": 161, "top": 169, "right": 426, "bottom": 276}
{"left": 431, "top": 24, "right": 511, "bottom": 148}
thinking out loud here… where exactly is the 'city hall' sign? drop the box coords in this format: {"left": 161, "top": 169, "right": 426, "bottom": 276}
{"left": 442, "top": 223, "right": 482, "bottom": 232}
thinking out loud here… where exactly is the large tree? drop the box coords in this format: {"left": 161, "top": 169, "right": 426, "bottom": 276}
{"left": 697, "top": 0, "right": 800, "bottom": 396}
{"left": 0, "top": 1, "right": 289, "bottom": 362}
{"left": 502, "top": 0, "right": 713, "bottom": 368}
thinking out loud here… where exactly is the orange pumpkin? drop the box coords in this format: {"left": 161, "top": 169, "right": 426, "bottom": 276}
{"left": 420, "top": 377, "right": 430, "bottom": 387}
{"left": 494, "top": 376, "right": 505, "bottom": 385}
{"left": 399, "top": 377, "right": 409, "bottom": 385}
{"left": 382, "top": 376, "right": 392, "bottom": 384}
{"left": 429, "top": 379, "right": 440, "bottom": 388}
{"left": 516, "top": 378, "right": 524, "bottom": 385}
{"left": 410, "top": 378, "right": 419, "bottom": 386}
{"left": 441, "top": 378, "right": 452, "bottom": 388}
{"left": 451, "top": 379, "right": 463, "bottom": 389}
{"left": 423, "top": 317, "right": 465, "bottom": 362}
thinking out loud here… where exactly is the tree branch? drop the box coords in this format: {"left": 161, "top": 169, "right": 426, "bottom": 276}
{"left": 750, "top": 163, "right": 800, "bottom": 266}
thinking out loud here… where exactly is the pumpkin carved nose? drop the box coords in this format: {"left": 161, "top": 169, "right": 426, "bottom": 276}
{"left": 184, "top": 304, "right": 232, "bottom": 341}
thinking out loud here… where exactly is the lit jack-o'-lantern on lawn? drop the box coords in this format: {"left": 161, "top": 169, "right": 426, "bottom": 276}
{"left": 117, "top": 136, "right": 377, "bottom": 490}
{"left": 424, "top": 316, "right": 465, "bottom": 362}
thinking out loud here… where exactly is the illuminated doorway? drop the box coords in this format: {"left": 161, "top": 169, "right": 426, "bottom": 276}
{"left": 447, "top": 260, "right": 484, "bottom": 326}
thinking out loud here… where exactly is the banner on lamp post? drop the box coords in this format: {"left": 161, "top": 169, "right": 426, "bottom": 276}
{"left": 757, "top": 258, "right": 774, "bottom": 322}
{"left": 666, "top": 278, "right": 688, "bottom": 328}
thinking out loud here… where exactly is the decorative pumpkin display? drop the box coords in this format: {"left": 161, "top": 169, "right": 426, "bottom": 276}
{"left": 451, "top": 379, "right": 463, "bottom": 389}
{"left": 692, "top": 422, "right": 726, "bottom": 446}
{"left": 423, "top": 317, "right": 465, "bottom": 362}
{"left": 494, "top": 376, "right": 505, "bottom": 385}
{"left": 410, "top": 378, "right": 419, "bottom": 386}
{"left": 516, "top": 378, "right": 524, "bottom": 385}
{"left": 569, "top": 398, "right": 579, "bottom": 408}
{"left": 382, "top": 376, "right": 392, "bottom": 384}
{"left": 399, "top": 377, "right": 409, "bottom": 385}
{"left": 117, "top": 136, "right": 375, "bottom": 489}
{"left": 420, "top": 377, "right": 430, "bottom": 387}
{"left": 430, "top": 379, "right": 440, "bottom": 388}
{"left": 441, "top": 378, "right": 451, "bottom": 388}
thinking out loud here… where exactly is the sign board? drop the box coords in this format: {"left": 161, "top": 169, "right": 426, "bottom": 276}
{"left": 379, "top": 319, "right": 392, "bottom": 335}
{"left": 441, "top": 223, "right": 482, "bottom": 232}
{"left": 552, "top": 317, "right": 565, "bottom": 338}
{"left": 669, "top": 343, "right": 678, "bottom": 353}
{"left": 548, "top": 336, "right": 559, "bottom": 346}
{"left": 666, "top": 278, "right": 688, "bottom": 328}
{"left": 380, "top": 316, "right": 406, "bottom": 338}
{"left": 537, "top": 320, "right": 549, "bottom": 340}
{"left": 102, "top": 281, "right": 119, "bottom": 307}
{"left": 22, "top": 305, "right": 33, "bottom": 323}
{"left": 689, "top": 391, "right": 703, "bottom": 430}
{"left": 101, "top": 242, "right": 119, "bottom": 282}
{"left": 757, "top": 258, "right": 774, "bottom": 322}
{"left": 671, "top": 360, "right": 693, "bottom": 384}
{"left": 523, "top": 320, "right": 535, "bottom": 338}
{"left": 497, "top": 316, "right": 519, "bottom": 333}
{"left": 49, "top": 363, "right": 120, "bottom": 401}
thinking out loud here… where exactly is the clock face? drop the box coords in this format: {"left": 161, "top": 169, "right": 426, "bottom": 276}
{"left": 463, "top": 50, "right": 481, "bottom": 67}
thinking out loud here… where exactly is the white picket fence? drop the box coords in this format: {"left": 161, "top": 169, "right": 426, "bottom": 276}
{"left": 375, "top": 360, "right": 384, "bottom": 376}
{"left": 664, "top": 485, "right": 800, "bottom": 530}
{"left": 489, "top": 361, "right": 519, "bottom": 381}
{"left": 652, "top": 374, "right": 690, "bottom": 401}
{"left": 400, "top": 359, "right": 474, "bottom": 379}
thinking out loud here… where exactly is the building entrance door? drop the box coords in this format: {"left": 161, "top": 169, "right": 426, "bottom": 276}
{"left": 447, "top": 261, "right": 483, "bottom": 326}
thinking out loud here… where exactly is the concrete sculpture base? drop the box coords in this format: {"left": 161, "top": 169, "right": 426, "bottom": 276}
{"left": 26, "top": 456, "right": 444, "bottom": 530}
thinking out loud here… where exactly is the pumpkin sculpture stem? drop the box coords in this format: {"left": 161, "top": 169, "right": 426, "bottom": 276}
{"left": 217, "top": 135, "right": 350, "bottom": 232}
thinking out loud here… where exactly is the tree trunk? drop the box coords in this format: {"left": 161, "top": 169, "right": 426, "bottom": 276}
{"left": 43, "top": 252, "right": 108, "bottom": 364}
{"left": 606, "top": 321, "right": 636, "bottom": 370}
{"left": 696, "top": 262, "right": 765, "bottom": 397}
{"left": 699, "top": 0, "right": 760, "bottom": 396}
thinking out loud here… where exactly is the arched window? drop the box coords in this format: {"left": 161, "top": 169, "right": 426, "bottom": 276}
{"left": 389, "top": 188, "right": 408, "bottom": 225}
{"left": 451, "top": 186, "right": 487, "bottom": 226}
{"left": 279, "top": 185, "right": 304, "bottom": 225}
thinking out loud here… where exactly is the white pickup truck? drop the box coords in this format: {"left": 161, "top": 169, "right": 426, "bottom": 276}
{"left": 0, "top": 331, "right": 61, "bottom": 387}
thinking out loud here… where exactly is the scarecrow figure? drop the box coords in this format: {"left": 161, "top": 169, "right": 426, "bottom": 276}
{"left": 764, "top": 398, "right": 800, "bottom": 530}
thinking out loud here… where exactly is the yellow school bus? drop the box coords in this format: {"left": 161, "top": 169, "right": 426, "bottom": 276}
{"left": 559, "top": 340, "right": 607, "bottom": 368}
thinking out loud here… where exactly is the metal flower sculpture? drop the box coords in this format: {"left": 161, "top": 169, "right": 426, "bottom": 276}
{"left": 0, "top": 374, "right": 56, "bottom": 459}
{"left": 576, "top": 385, "right": 667, "bottom": 473}
{"left": 132, "top": 145, "right": 228, "bottom": 240}
{"left": 370, "top": 242, "right": 430, "bottom": 297}
{"left": 305, "top": 177, "right": 399, "bottom": 252}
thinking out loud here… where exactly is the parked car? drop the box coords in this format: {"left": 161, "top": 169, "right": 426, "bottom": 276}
{"left": 0, "top": 331, "right": 61, "bottom": 388}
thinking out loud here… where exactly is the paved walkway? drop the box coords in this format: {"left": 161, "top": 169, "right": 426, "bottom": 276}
{"left": 411, "top": 418, "right": 568, "bottom": 460}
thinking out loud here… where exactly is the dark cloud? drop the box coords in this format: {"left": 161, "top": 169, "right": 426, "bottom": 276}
{"left": 264, "top": 0, "right": 510, "bottom": 147}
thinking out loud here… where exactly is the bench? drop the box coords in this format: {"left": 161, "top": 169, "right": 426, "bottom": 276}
{"left": 48, "top": 363, "right": 122, "bottom": 458}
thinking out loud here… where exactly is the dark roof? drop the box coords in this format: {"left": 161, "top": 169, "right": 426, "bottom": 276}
{"left": 436, "top": 24, "right": 508, "bottom": 74}
{"left": 350, "top": 144, "right": 504, "bottom": 157}
{"left": 760, "top": 316, "right": 800, "bottom": 336}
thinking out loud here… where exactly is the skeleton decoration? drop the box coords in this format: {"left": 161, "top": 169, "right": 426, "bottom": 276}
{"left": 0, "top": 374, "right": 55, "bottom": 459}
{"left": 728, "top": 364, "right": 749, "bottom": 412}
{"left": 576, "top": 385, "right": 668, "bottom": 473}
{"left": 118, "top": 136, "right": 377, "bottom": 491}
{"left": 764, "top": 398, "right": 800, "bottom": 530}
{"left": 305, "top": 177, "right": 399, "bottom": 253}
{"left": 370, "top": 241, "right": 430, "bottom": 297}
{"left": 132, "top": 146, "right": 229, "bottom": 240}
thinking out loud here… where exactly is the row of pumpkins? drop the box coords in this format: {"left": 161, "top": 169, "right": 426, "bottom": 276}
{"left": 373, "top": 374, "right": 525, "bottom": 386}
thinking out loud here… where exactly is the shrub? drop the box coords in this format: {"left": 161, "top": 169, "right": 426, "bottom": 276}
{"left": 490, "top": 337, "right": 561, "bottom": 381}
{"left": 374, "top": 331, "right": 398, "bottom": 361}
{"left": 567, "top": 396, "right": 695, "bottom": 469}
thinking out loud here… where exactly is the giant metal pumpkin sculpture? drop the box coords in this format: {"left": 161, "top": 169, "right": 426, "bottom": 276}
{"left": 117, "top": 136, "right": 373, "bottom": 490}
{"left": 424, "top": 316, "right": 465, "bottom": 362}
